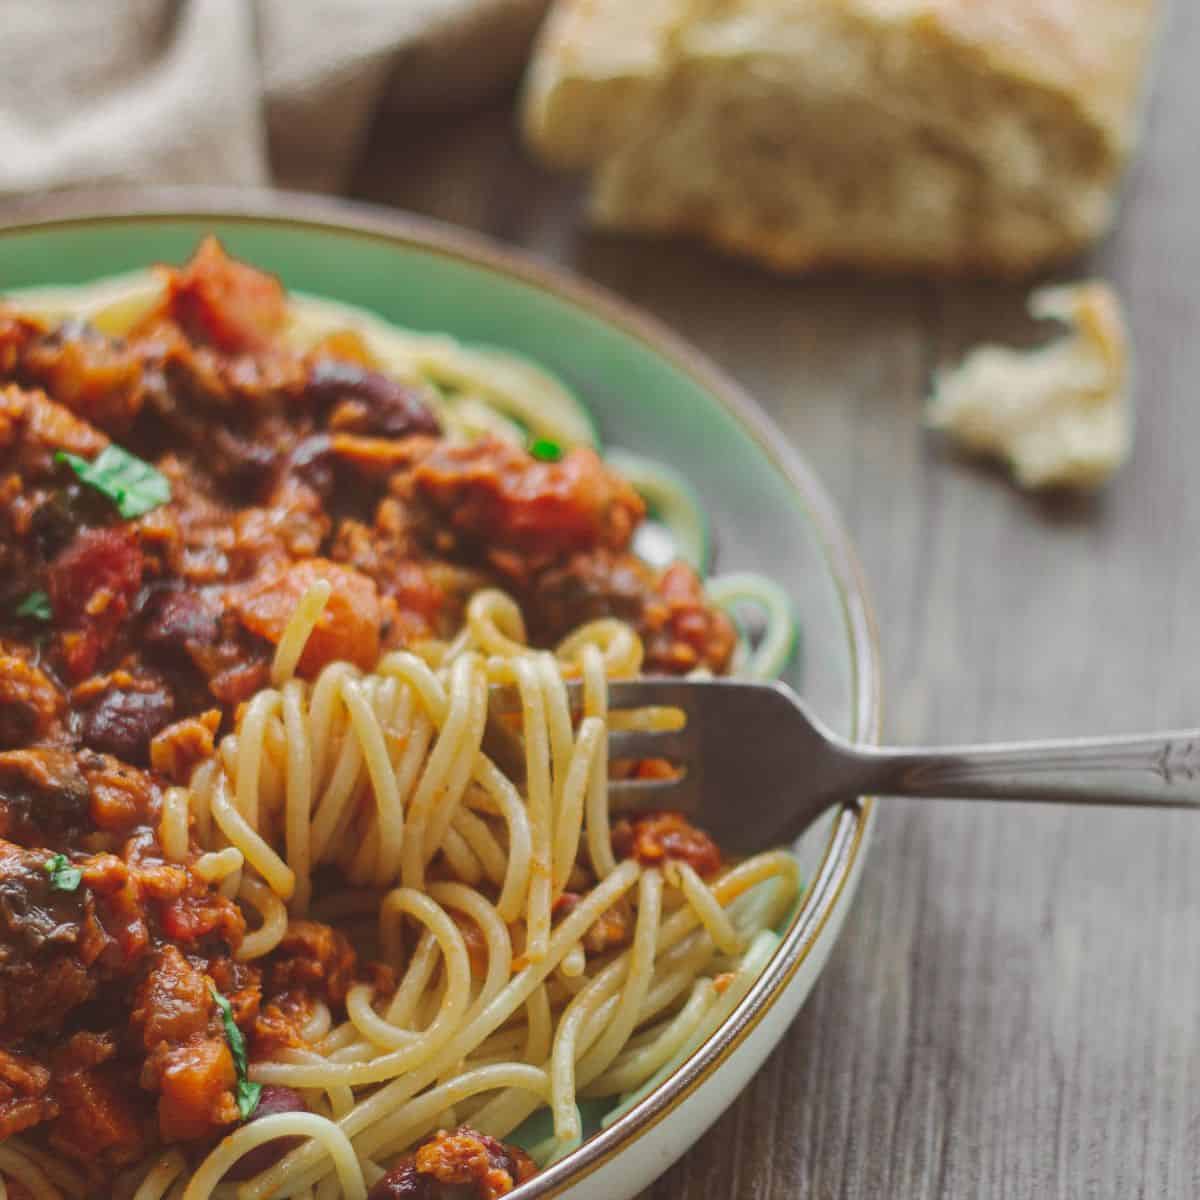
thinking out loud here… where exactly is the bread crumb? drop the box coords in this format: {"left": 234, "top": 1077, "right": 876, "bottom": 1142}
{"left": 926, "top": 282, "right": 1132, "bottom": 490}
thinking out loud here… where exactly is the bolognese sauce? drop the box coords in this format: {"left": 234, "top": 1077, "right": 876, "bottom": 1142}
{"left": 0, "top": 240, "right": 734, "bottom": 1194}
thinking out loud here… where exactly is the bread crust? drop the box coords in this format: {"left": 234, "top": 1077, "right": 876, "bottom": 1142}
{"left": 522, "top": 0, "right": 1161, "bottom": 275}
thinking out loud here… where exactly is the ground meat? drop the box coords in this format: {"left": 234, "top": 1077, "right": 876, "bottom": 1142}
{"left": 582, "top": 898, "right": 634, "bottom": 956}
{"left": 133, "top": 946, "right": 240, "bottom": 1141}
{"left": 611, "top": 812, "right": 723, "bottom": 877}
{"left": 148, "top": 709, "right": 221, "bottom": 783}
{"left": 228, "top": 476, "right": 331, "bottom": 578}
{"left": 369, "top": 1128, "right": 537, "bottom": 1200}
{"left": 0, "top": 838, "right": 95, "bottom": 1037}
{"left": 205, "top": 651, "right": 272, "bottom": 707}
{"left": 156, "top": 872, "right": 246, "bottom": 950}
{"left": 0, "top": 645, "right": 63, "bottom": 748}
{"left": 0, "top": 1045, "right": 56, "bottom": 1138}
{"left": 412, "top": 438, "right": 644, "bottom": 574}
{"left": 252, "top": 998, "right": 313, "bottom": 1056}
{"left": 49, "top": 1060, "right": 144, "bottom": 1168}
{"left": 206, "top": 956, "right": 261, "bottom": 1026}
{"left": 528, "top": 548, "right": 650, "bottom": 632}
{"left": 145, "top": 454, "right": 328, "bottom": 592}
{"left": 232, "top": 558, "right": 382, "bottom": 675}
{"left": 17, "top": 321, "right": 146, "bottom": 437}
{"left": 265, "top": 920, "right": 357, "bottom": 1008}
{"left": 645, "top": 562, "right": 737, "bottom": 674}
{"left": 0, "top": 748, "right": 90, "bottom": 846}
{"left": 131, "top": 944, "right": 212, "bottom": 1049}
{"left": 0, "top": 383, "right": 115, "bottom": 588}
{"left": 0, "top": 383, "right": 109, "bottom": 478}
{"left": 530, "top": 552, "right": 736, "bottom": 674}
{"left": 554, "top": 889, "right": 635, "bottom": 955}
{"left": 131, "top": 330, "right": 310, "bottom": 479}
{"left": 79, "top": 750, "right": 158, "bottom": 834}
{"left": 0, "top": 953, "right": 95, "bottom": 1042}
{"left": 0, "top": 307, "right": 43, "bottom": 375}
{"left": 331, "top": 500, "right": 485, "bottom": 644}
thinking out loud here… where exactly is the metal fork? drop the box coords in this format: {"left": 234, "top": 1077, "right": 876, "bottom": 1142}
{"left": 491, "top": 678, "right": 1200, "bottom": 855}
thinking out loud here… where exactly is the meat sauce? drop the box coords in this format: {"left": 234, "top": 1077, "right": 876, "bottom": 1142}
{"left": 368, "top": 1128, "right": 537, "bottom": 1200}
{"left": 0, "top": 240, "right": 734, "bottom": 1193}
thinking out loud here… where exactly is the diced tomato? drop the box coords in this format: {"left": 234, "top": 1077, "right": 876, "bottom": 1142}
{"left": 131, "top": 946, "right": 211, "bottom": 1049}
{"left": 159, "top": 889, "right": 246, "bottom": 948}
{"left": 51, "top": 1067, "right": 143, "bottom": 1166}
{"left": 265, "top": 920, "right": 357, "bottom": 1007}
{"left": 156, "top": 1038, "right": 238, "bottom": 1141}
{"left": 232, "top": 558, "right": 381, "bottom": 675}
{"left": 163, "top": 236, "right": 287, "bottom": 354}
{"left": 413, "top": 438, "right": 645, "bottom": 567}
{"left": 48, "top": 527, "right": 143, "bottom": 678}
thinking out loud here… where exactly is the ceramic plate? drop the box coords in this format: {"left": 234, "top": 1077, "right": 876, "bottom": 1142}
{"left": 0, "top": 190, "right": 881, "bottom": 1198}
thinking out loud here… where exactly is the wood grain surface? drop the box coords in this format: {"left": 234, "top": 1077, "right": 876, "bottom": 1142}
{"left": 353, "top": 7, "right": 1200, "bottom": 1195}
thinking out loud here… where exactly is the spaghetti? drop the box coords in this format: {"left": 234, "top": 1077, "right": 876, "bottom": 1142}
{"left": 160, "top": 587, "right": 801, "bottom": 1197}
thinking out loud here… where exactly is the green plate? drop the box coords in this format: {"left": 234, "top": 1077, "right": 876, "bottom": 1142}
{"left": 0, "top": 190, "right": 881, "bottom": 1196}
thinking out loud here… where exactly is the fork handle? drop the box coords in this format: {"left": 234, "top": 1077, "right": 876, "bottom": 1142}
{"left": 850, "top": 729, "right": 1200, "bottom": 808}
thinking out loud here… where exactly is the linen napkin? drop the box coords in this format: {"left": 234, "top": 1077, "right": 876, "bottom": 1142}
{"left": 0, "top": 0, "right": 549, "bottom": 196}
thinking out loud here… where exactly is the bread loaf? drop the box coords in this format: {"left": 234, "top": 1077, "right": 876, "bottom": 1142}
{"left": 521, "top": 0, "right": 1160, "bottom": 275}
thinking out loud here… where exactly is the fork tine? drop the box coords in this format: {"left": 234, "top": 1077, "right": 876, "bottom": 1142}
{"left": 489, "top": 680, "right": 583, "bottom": 715}
{"left": 607, "top": 773, "right": 700, "bottom": 816}
{"left": 606, "top": 728, "right": 691, "bottom": 761}
{"left": 606, "top": 678, "right": 696, "bottom": 711}
{"left": 488, "top": 677, "right": 694, "bottom": 716}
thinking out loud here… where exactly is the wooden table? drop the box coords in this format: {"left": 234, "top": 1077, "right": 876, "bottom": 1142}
{"left": 354, "top": 8, "right": 1200, "bottom": 1194}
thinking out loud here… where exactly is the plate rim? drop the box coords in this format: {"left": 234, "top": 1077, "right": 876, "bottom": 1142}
{"left": 0, "top": 187, "right": 883, "bottom": 1193}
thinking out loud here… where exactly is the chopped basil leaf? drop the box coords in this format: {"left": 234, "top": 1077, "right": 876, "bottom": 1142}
{"left": 14, "top": 590, "right": 51, "bottom": 622}
{"left": 236, "top": 1078, "right": 263, "bottom": 1121}
{"left": 45, "top": 853, "right": 82, "bottom": 892}
{"left": 56, "top": 444, "right": 171, "bottom": 519}
{"left": 212, "top": 987, "right": 261, "bottom": 1120}
{"left": 530, "top": 437, "right": 563, "bottom": 462}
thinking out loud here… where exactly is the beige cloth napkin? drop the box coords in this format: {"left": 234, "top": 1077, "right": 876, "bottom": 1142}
{"left": 0, "top": 0, "right": 549, "bottom": 196}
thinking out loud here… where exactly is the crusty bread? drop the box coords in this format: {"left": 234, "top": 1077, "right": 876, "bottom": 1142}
{"left": 927, "top": 281, "right": 1131, "bottom": 488}
{"left": 521, "top": 0, "right": 1160, "bottom": 276}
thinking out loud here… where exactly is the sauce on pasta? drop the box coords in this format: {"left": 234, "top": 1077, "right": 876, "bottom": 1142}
{"left": 0, "top": 240, "right": 799, "bottom": 1199}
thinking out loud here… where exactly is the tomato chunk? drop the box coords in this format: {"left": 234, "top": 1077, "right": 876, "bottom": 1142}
{"left": 232, "top": 558, "right": 381, "bottom": 675}
{"left": 48, "top": 527, "right": 144, "bottom": 678}
{"left": 163, "top": 236, "right": 287, "bottom": 354}
{"left": 413, "top": 438, "right": 644, "bottom": 565}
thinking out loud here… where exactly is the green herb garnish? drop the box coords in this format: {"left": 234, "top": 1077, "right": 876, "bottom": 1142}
{"left": 235, "top": 1075, "right": 262, "bottom": 1121}
{"left": 45, "top": 853, "right": 82, "bottom": 892}
{"left": 530, "top": 437, "right": 563, "bottom": 462}
{"left": 14, "top": 590, "right": 51, "bottom": 622}
{"left": 212, "top": 987, "right": 262, "bottom": 1120}
{"left": 56, "top": 445, "right": 171, "bottom": 519}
